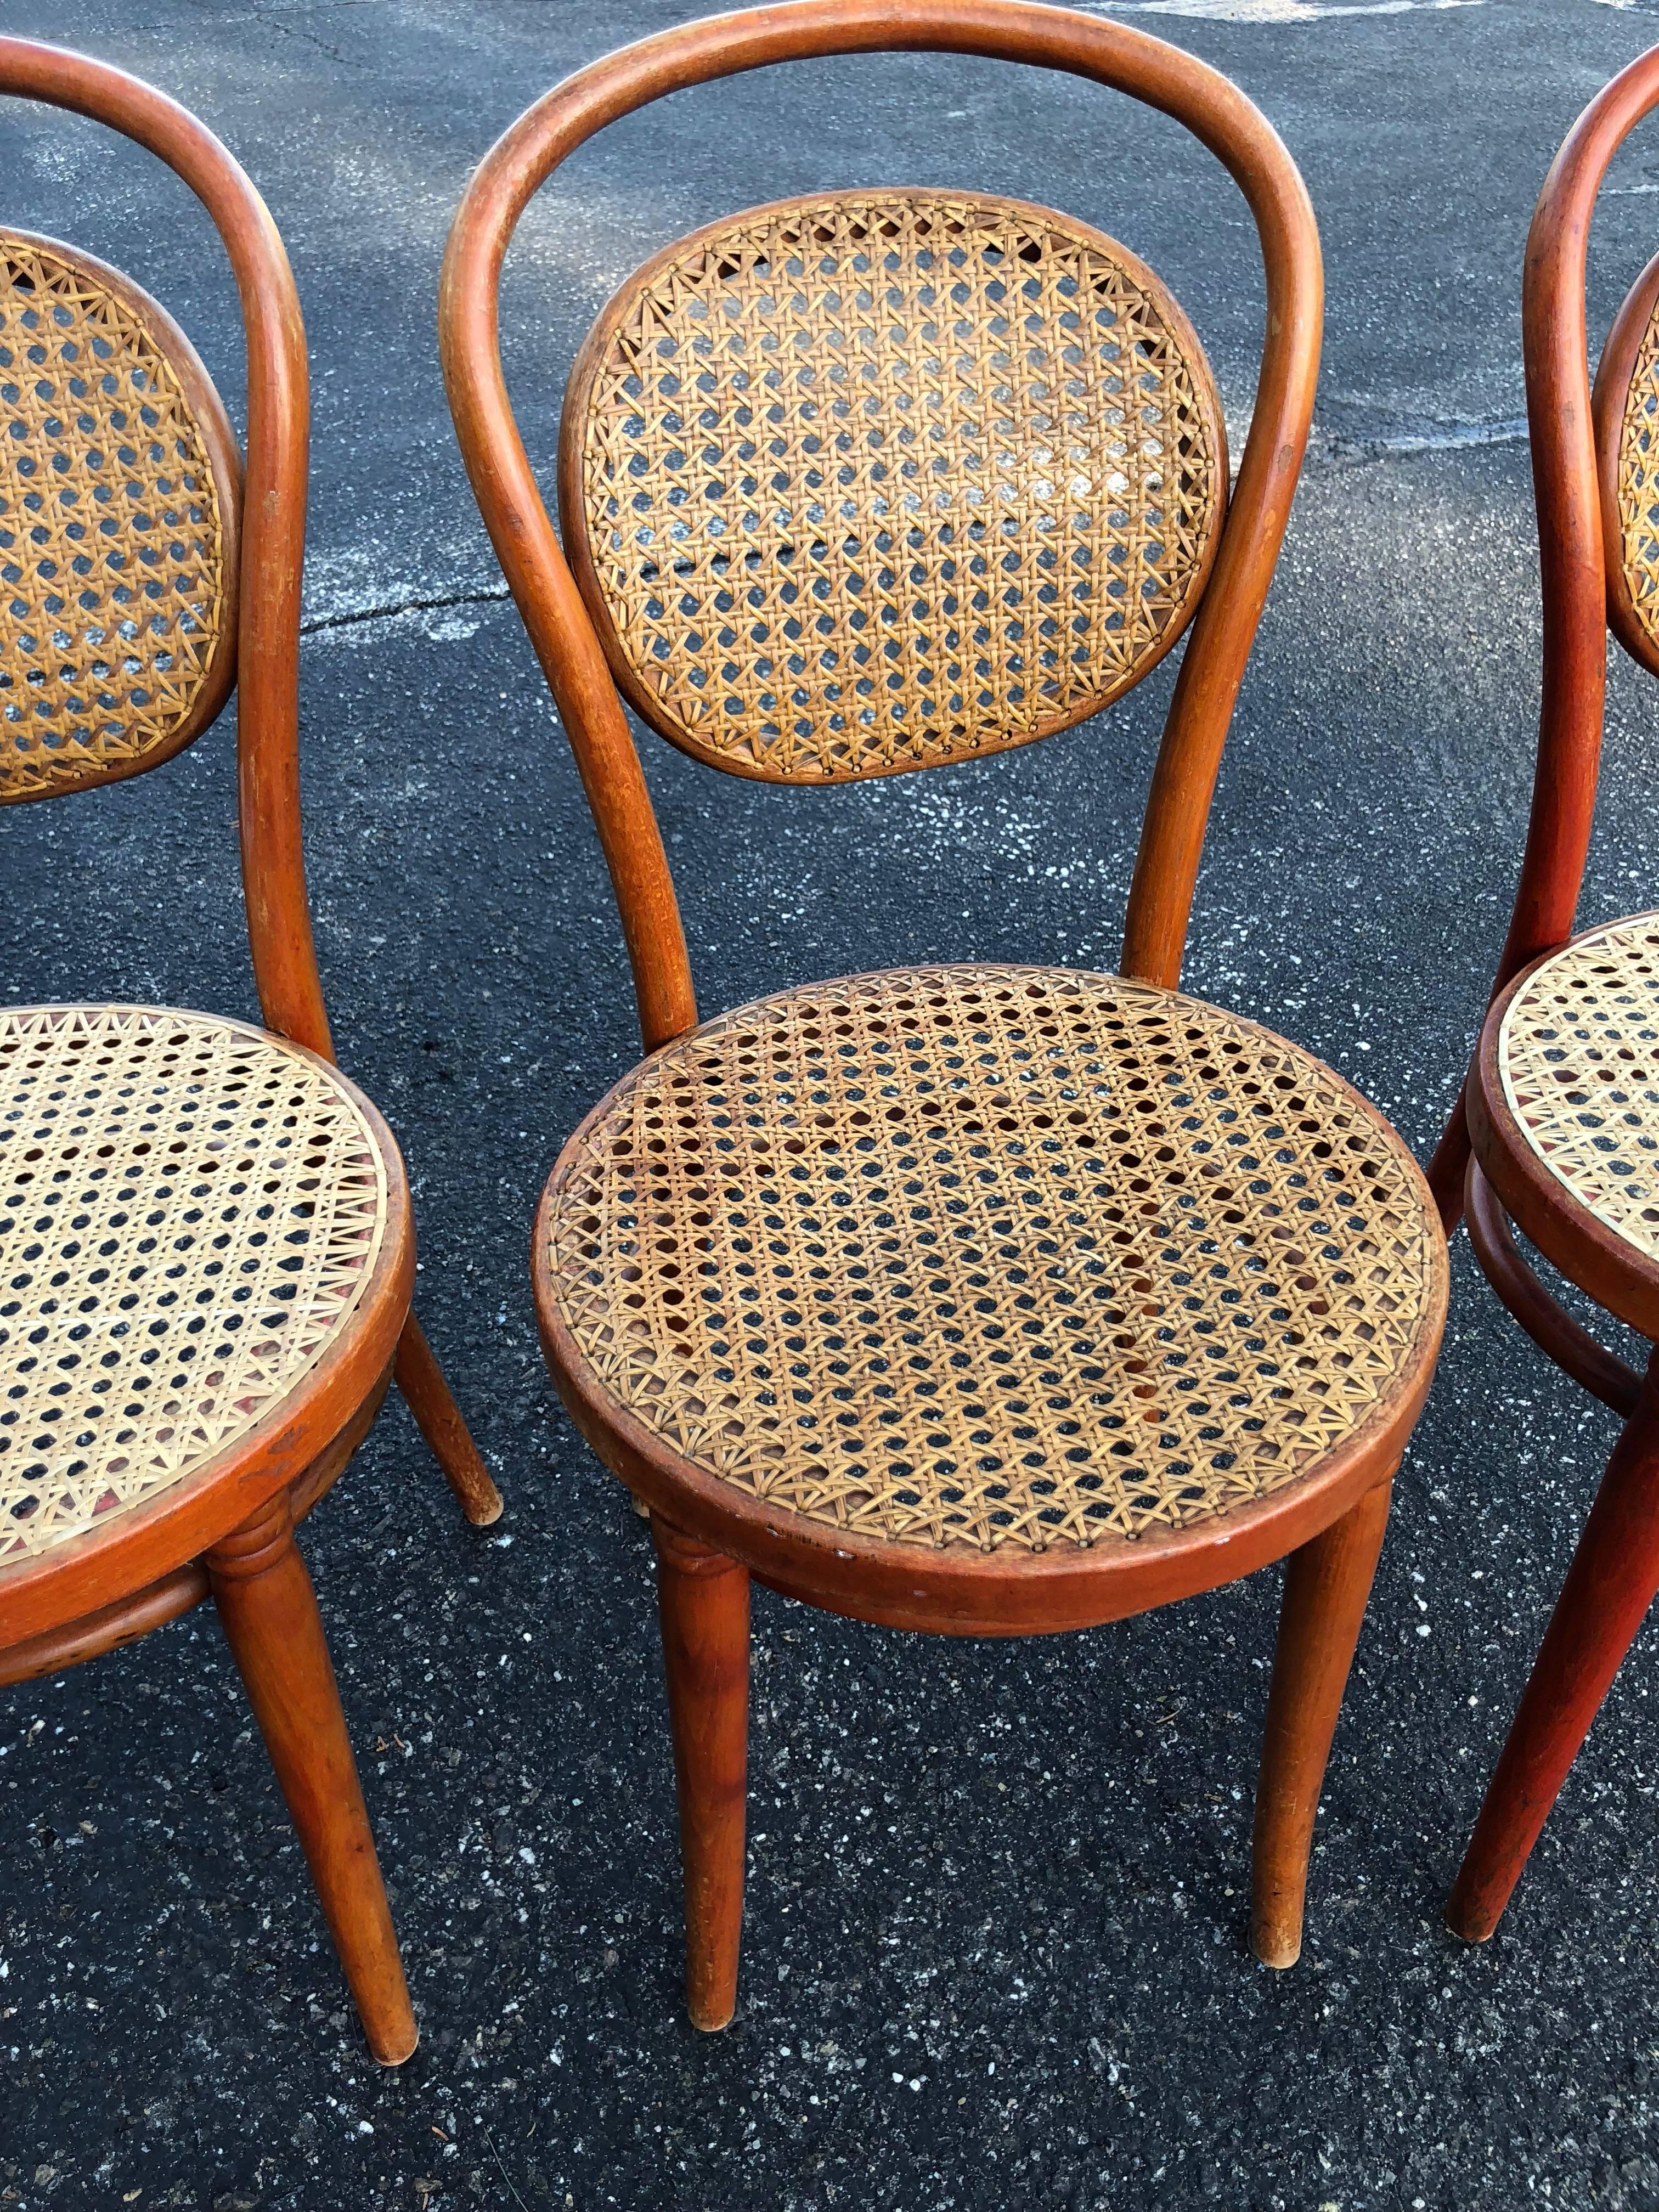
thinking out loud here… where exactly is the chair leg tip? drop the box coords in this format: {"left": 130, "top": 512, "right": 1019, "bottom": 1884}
{"left": 368, "top": 2019, "right": 420, "bottom": 2067}
{"left": 1444, "top": 1897, "right": 1499, "bottom": 1945}
{"left": 1251, "top": 1920, "right": 1302, "bottom": 1970}
{"left": 464, "top": 1485, "right": 505, "bottom": 1527}
{"left": 689, "top": 2004, "right": 736, "bottom": 2033}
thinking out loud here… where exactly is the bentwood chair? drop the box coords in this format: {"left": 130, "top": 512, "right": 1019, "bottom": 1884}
{"left": 0, "top": 43, "right": 501, "bottom": 2064}
{"left": 443, "top": 0, "right": 1448, "bottom": 2028}
{"left": 1427, "top": 45, "right": 1659, "bottom": 1945}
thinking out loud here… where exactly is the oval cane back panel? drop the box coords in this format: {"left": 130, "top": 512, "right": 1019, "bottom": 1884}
{"left": 562, "top": 192, "right": 1227, "bottom": 783}
{"left": 1606, "top": 264, "right": 1659, "bottom": 676}
{"left": 0, "top": 233, "right": 239, "bottom": 803}
{"left": 544, "top": 966, "right": 1441, "bottom": 1554}
{"left": 0, "top": 1006, "right": 390, "bottom": 1563}
{"left": 1498, "top": 916, "right": 1659, "bottom": 1261}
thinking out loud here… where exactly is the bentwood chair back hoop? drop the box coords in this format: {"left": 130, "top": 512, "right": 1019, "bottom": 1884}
{"left": 0, "top": 41, "right": 499, "bottom": 2065}
{"left": 1424, "top": 42, "right": 1659, "bottom": 1946}
{"left": 442, "top": 0, "right": 1447, "bottom": 2027}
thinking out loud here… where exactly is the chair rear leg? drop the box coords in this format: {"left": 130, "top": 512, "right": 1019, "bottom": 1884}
{"left": 1251, "top": 1475, "right": 1395, "bottom": 1967}
{"left": 1427, "top": 1077, "right": 1472, "bottom": 1236}
{"left": 653, "top": 1515, "right": 749, "bottom": 2031}
{"left": 395, "top": 1310, "right": 503, "bottom": 1525}
{"left": 208, "top": 1495, "right": 417, "bottom": 2065}
{"left": 1448, "top": 1348, "right": 1659, "bottom": 1942}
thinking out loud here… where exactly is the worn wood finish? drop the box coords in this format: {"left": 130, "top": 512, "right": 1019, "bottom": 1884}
{"left": 1438, "top": 48, "right": 1659, "bottom": 1938}
{"left": 208, "top": 1494, "right": 417, "bottom": 2064}
{"left": 1464, "top": 1162, "right": 1641, "bottom": 1420}
{"left": 445, "top": 1, "right": 1446, "bottom": 2019}
{"left": 1430, "top": 47, "right": 1659, "bottom": 1231}
{"left": 0, "top": 39, "right": 489, "bottom": 2058}
{"left": 0, "top": 1368, "right": 393, "bottom": 1690}
{"left": 653, "top": 1517, "right": 751, "bottom": 2031}
{"left": 1449, "top": 1347, "right": 1659, "bottom": 1942}
{"left": 1251, "top": 1474, "right": 1394, "bottom": 1968}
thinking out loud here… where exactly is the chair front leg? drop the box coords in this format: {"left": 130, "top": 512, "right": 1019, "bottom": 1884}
{"left": 395, "top": 1309, "right": 504, "bottom": 1525}
{"left": 1250, "top": 1474, "right": 1395, "bottom": 1967}
{"left": 207, "top": 1493, "right": 417, "bottom": 2064}
{"left": 1448, "top": 1346, "right": 1659, "bottom": 1942}
{"left": 652, "top": 1515, "right": 749, "bottom": 2031}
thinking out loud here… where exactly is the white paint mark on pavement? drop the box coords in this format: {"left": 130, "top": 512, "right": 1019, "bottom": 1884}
{"left": 1090, "top": 0, "right": 1481, "bottom": 21}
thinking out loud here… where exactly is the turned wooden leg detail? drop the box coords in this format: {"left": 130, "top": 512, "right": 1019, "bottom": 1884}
{"left": 208, "top": 1494, "right": 417, "bottom": 2065}
{"left": 1251, "top": 1475, "right": 1395, "bottom": 1968}
{"left": 1448, "top": 1350, "right": 1659, "bottom": 1943}
{"left": 652, "top": 1516, "right": 749, "bottom": 2032}
{"left": 395, "top": 1309, "right": 503, "bottom": 1526}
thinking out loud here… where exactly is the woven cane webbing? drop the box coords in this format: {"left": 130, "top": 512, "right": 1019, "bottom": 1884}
{"left": 1498, "top": 916, "right": 1659, "bottom": 1262}
{"left": 0, "top": 233, "right": 232, "bottom": 802}
{"left": 566, "top": 191, "right": 1226, "bottom": 782}
{"left": 546, "top": 966, "right": 1438, "bottom": 1553}
{"left": 0, "top": 1006, "right": 389, "bottom": 1562}
{"left": 1616, "top": 290, "right": 1659, "bottom": 662}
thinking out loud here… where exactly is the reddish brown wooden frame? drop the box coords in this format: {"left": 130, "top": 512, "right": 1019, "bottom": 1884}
{"left": 439, "top": 0, "right": 1324, "bottom": 1051}
{"left": 1422, "top": 45, "right": 1659, "bottom": 1944}
{"left": 0, "top": 39, "right": 500, "bottom": 2064}
{"left": 442, "top": 0, "right": 1449, "bottom": 2022}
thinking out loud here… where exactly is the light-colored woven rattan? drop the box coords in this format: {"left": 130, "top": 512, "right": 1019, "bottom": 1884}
{"left": 1616, "top": 291, "right": 1659, "bottom": 658}
{"left": 569, "top": 191, "right": 1224, "bottom": 781}
{"left": 546, "top": 966, "right": 1438, "bottom": 1553}
{"left": 0, "top": 1005, "right": 388, "bottom": 1561}
{"left": 0, "top": 234, "right": 229, "bottom": 801}
{"left": 1499, "top": 916, "right": 1659, "bottom": 1261}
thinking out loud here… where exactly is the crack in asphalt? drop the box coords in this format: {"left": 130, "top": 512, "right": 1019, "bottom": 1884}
{"left": 298, "top": 415, "right": 1531, "bottom": 637}
{"left": 298, "top": 583, "right": 513, "bottom": 636}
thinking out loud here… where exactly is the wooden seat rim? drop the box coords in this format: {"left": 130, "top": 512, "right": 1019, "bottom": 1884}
{"left": 0, "top": 1025, "right": 414, "bottom": 1647}
{"left": 1470, "top": 917, "right": 1659, "bottom": 1343}
{"left": 0, "top": 1362, "right": 392, "bottom": 1685}
{"left": 531, "top": 970, "right": 1448, "bottom": 1636}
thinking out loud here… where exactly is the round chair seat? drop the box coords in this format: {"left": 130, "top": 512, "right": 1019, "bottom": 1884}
{"left": 1, "top": 1004, "right": 401, "bottom": 1568}
{"left": 537, "top": 965, "right": 1446, "bottom": 1628}
{"left": 1475, "top": 913, "right": 1659, "bottom": 1336}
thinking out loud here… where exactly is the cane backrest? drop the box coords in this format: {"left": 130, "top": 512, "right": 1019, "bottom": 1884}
{"left": 561, "top": 190, "right": 1227, "bottom": 783}
{"left": 0, "top": 229, "right": 240, "bottom": 804}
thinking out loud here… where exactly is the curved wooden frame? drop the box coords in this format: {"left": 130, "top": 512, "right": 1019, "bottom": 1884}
{"left": 1428, "top": 46, "right": 1659, "bottom": 1232}
{"left": 440, "top": 0, "right": 1323, "bottom": 1052}
{"left": 1429, "top": 47, "right": 1659, "bottom": 1949}
{"left": 441, "top": 2, "right": 1447, "bottom": 2025}
{"left": 0, "top": 40, "right": 500, "bottom": 2066}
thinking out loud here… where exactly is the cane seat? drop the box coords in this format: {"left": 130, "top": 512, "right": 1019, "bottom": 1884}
{"left": 1475, "top": 915, "right": 1659, "bottom": 1337}
{"left": 0, "top": 1002, "right": 396, "bottom": 1562}
{"left": 541, "top": 964, "right": 1442, "bottom": 1556}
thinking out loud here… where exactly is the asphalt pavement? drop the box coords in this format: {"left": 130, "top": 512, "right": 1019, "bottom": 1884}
{"left": 5, "top": 2, "right": 1659, "bottom": 2207}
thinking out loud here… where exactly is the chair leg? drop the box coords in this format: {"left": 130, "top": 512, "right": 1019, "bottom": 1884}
{"left": 652, "top": 1515, "right": 749, "bottom": 2032}
{"left": 394, "top": 1309, "right": 503, "bottom": 1526}
{"left": 207, "top": 1494, "right": 417, "bottom": 2066}
{"left": 1448, "top": 1347, "right": 1659, "bottom": 1942}
{"left": 1426, "top": 1076, "right": 1472, "bottom": 1237}
{"left": 1251, "top": 1475, "right": 1394, "bottom": 1967}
